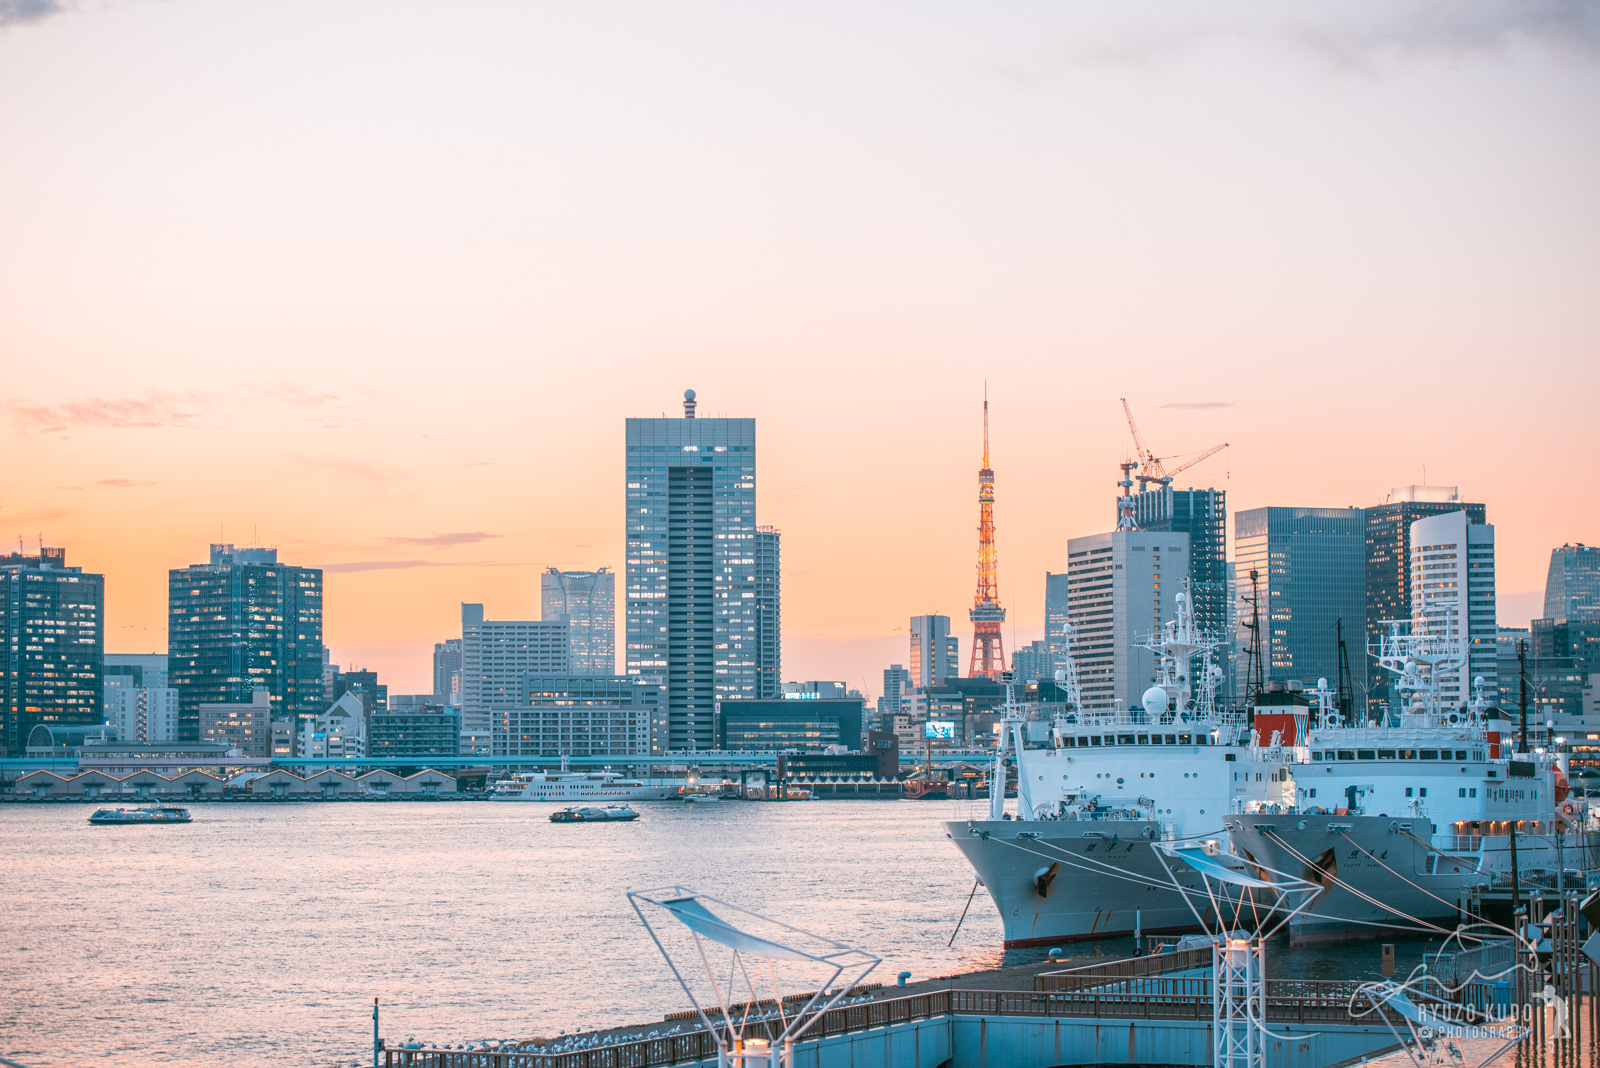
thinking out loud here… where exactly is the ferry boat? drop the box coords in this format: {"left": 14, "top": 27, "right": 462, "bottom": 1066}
{"left": 88, "top": 803, "right": 193, "bottom": 825}
{"left": 490, "top": 757, "right": 679, "bottom": 802}
{"left": 946, "top": 590, "right": 1293, "bottom": 947}
{"left": 550, "top": 804, "right": 639, "bottom": 823}
{"left": 1227, "top": 623, "right": 1600, "bottom": 942}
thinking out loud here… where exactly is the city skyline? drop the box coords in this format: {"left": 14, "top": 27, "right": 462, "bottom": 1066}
{"left": 3, "top": 3, "right": 1597, "bottom": 699}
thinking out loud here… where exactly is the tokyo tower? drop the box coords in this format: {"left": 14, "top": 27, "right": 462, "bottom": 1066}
{"left": 968, "top": 390, "right": 1006, "bottom": 680}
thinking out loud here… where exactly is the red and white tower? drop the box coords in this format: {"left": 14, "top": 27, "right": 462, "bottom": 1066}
{"left": 969, "top": 392, "right": 1007, "bottom": 680}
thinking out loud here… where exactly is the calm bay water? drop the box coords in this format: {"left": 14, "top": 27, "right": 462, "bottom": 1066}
{"left": 0, "top": 800, "right": 1427, "bottom": 1067}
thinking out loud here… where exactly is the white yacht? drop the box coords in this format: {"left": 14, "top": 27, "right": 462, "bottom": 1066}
{"left": 1228, "top": 623, "right": 1600, "bottom": 943}
{"left": 946, "top": 589, "right": 1294, "bottom": 947}
{"left": 490, "top": 757, "right": 679, "bottom": 802}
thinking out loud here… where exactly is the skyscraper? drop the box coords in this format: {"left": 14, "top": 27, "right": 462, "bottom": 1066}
{"left": 1010, "top": 640, "right": 1052, "bottom": 683}
{"left": 460, "top": 602, "right": 569, "bottom": 756}
{"left": 908, "top": 614, "right": 959, "bottom": 688}
{"left": 1, "top": 547, "right": 104, "bottom": 757}
{"left": 1234, "top": 507, "right": 1366, "bottom": 699}
{"left": 755, "top": 526, "right": 781, "bottom": 699}
{"left": 879, "top": 664, "right": 911, "bottom": 725}
{"left": 1044, "top": 572, "right": 1071, "bottom": 676}
{"left": 625, "top": 390, "right": 767, "bottom": 750}
{"left": 432, "top": 638, "right": 462, "bottom": 703}
{"left": 1364, "top": 487, "right": 1486, "bottom": 710}
{"left": 167, "top": 544, "right": 323, "bottom": 741}
{"left": 1066, "top": 530, "right": 1190, "bottom": 711}
{"left": 1409, "top": 511, "right": 1497, "bottom": 707}
{"left": 1544, "top": 544, "right": 1600, "bottom": 623}
{"left": 541, "top": 567, "right": 617, "bottom": 675}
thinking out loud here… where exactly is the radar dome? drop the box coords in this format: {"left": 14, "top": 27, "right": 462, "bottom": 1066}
{"left": 1142, "top": 686, "right": 1170, "bottom": 714}
{"left": 684, "top": 389, "right": 696, "bottom": 400}
{"left": 1054, "top": 669, "right": 1067, "bottom": 685}
{"left": 1318, "top": 678, "right": 1328, "bottom": 690}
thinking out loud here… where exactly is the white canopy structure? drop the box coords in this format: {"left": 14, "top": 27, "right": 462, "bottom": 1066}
{"left": 628, "top": 886, "right": 881, "bottom": 1068}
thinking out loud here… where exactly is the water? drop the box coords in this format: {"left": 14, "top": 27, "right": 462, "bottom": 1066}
{"left": 0, "top": 800, "right": 1430, "bottom": 1068}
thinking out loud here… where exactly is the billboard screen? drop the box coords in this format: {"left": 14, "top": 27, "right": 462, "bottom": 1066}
{"left": 924, "top": 720, "right": 956, "bottom": 740}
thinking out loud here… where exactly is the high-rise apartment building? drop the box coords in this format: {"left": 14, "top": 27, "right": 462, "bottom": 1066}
{"left": 1066, "top": 531, "right": 1190, "bottom": 712}
{"left": 168, "top": 544, "right": 323, "bottom": 741}
{"left": 1010, "top": 640, "right": 1053, "bottom": 683}
{"left": 1044, "top": 572, "right": 1071, "bottom": 677}
{"left": 1545, "top": 544, "right": 1600, "bottom": 623}
{"left": 1234, "top": 507, "right": 1366, "bottom": 699}
{"left": 541, "top": 568, "right": 617, "bottom": 675}
{"left": 1, "top": 547, "right": 104, "bottom": 758}
{"left": 755, "top": 526, "right": 781, "bottom": 699}
{"left": 432, "top": 638, "right": 462, "bottom": 704}
{"left": 1364, "top": 487, "right": 1486, "bottom": 710}
{"left": 908, "top": 614, "right": 959, "bottom": 688}
{"left": 106, "top": 683, "right": 179, "bottom": 744}
{"left": 460, "top": 602, "right": 569, "bottom": 756}
{"left": 1410, "top": 511, "right": 1497, "bottom": 707}
{"left": 625, "top": 390, "right": 769, "bottom": 750}
{"left": 879, "top": 664, "right": 911, "bottom": 725}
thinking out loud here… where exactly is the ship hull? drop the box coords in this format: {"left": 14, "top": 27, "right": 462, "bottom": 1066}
{"left": 945, "top": 819, "right": 1224, "bottom": 947}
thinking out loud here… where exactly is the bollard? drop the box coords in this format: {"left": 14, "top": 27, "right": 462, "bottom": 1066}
{"left": 1382, "top": 944, "right": 1395, "bottom": 978}
{"left": 897, "top": 971, "right": 911, "bottom": 987}
{"left": 373, "top": 997, "right": 380, "bottom": 1068}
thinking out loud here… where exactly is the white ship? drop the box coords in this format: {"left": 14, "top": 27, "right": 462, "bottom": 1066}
{"left": 946, "top": 588, "right": 1294, "bottom": 947}
{"left": 490, "top": 757, "right": 680, "bottom": 802}
{"left": 1228, "top": 622, "right": 1600, "bottom": 943}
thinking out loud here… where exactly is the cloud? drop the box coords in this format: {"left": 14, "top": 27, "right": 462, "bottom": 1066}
{"left": 1158, "top": 401, "right": 1237, "bottom": 410}
{"left": 250, "top": 381, "right": 341, "bottom": 409}
{"left": 8, "top": 391, "right": 212, "bottom": 433}
{"left": 97, "top": 479, "right": 158, "bottom": 489}
{"left": 379, "top": 531, "right": 500, "bottom": 548}
{"left": 0, "top": 0, "right": 65, "bottom": 28}
{"left": 323, "top": 559, "right": 518, "bottom": 573}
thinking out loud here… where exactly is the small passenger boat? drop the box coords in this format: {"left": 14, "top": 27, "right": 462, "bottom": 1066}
{"left": 88, "top": 804, "right": 193, "bottom": 825}
{"left": 549, "top": 805, "right": 638, "bottom": 823}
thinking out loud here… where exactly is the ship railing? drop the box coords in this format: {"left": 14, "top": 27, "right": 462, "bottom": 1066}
{"left": 381, "top": 980, "right": 1411, "bottom": 1068}
{"left": 1433, "top": 834, "right": 1484, "bottom": 853}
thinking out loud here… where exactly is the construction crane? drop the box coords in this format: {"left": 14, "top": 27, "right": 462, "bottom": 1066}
{"left": 1119, "top": 397, "right": 1229, "bottom": 489}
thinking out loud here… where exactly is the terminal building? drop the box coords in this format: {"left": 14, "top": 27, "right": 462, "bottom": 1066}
{"left": 717, "top": 697, "right": 863, "bottom": 752}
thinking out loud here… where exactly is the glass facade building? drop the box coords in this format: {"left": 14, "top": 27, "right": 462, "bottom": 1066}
{"left": 1545, "top": 544, "right": 1600, "bottom": 623}
{"left": 1, "top": 548, "right": 104, "bottom": 758}
{"left": 625, "top": 392, "right": 767, "bottom": 750}
{"left": 718, "top": 697, "right": 863, "bottom": 752}
{"left": 167, "top": 544, "right": 323, "bottom": 742}
{"left": 1233, "top": 507, "right": 1366, "bottom": 699}
{"left": 369, "top": 707, "right": 463, "bottom": 761}
{"left": 1044, "top": 572, "right": 1070, "bottom": 679}
{"left": 755, "top": 526, "right": 781, "bottom": 699}
{"left": 541, "top": 568, "right": 616, "bottom": 675}
{"left": 495, "top": 675, "right": 664, "bottom": 758}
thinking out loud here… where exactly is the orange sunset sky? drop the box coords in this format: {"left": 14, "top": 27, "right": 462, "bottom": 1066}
{"left": 2, "top": 1, "right": 1597, "bottom": 699}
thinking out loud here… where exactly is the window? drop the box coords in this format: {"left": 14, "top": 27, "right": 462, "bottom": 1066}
{"left": 1455, "top": 750, "right": 1468, "bottom": 760}
{"left": 1358, "top": 750, "right": 1376, "bottom": 760}
{"left": 1311, "top": 751, "right": 1322, "bottom": 761}
{"left": 1470, "top": 788, "right": 1477, "bottom": 798}
{"left": 1378, "top": 750, "right": 1397, "bottom": 760}
{"left": 1406, "top": 787, "right": 1414, "bottom": 797}
{"left": 1460, "top": 788, "right": 1467, "bottom": 798}
{"left": 1337, "top": 750, "right": 1355, "bottom": 760}
{"left": 1420, "top": 750, "right": 1439, "bottom": 760}
{"left": 1420, "top": 788, "right": 1427, "bottom": 797}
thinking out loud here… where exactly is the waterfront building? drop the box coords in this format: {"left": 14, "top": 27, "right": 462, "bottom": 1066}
{"left": 541, "top": 568, "right": 617, "bottom": 675}
{"left": 1234, "top": 507, "right": 1365, "bottom": 701}
{"left": 755, "top": 526, "right": 781, "bottom": 698}
{"left": 1545, "top": 544, "right": 1600, "bottom": 623}
{"left": 168, "top": 544, "right": 323, "bottom": 741}
{"left": 494, "top": 675, "right": 665, "bottom": 758}
{"left": 908, "top": 614, "right": 959, "bottom": 688}
{"left": 1044, "top": 572, "right": 1070, "bottom": 677}
{"left": 106, "top": 685, "right": 180, "bottom": 744}
{"left": 432, "top": 638, "right": 463, "bottom": 704}
{"left": 197, "top": 686, "right": 273, "bottom": 759}
{"left": 1364, "top": 487, "right": 1486, "bottom": 712}
{"left": 718, "top": 696, "right": 864, "bottom": 752}
{"left": 460, "top": 603, "right": 569, "bottom": 757}
{"left": 1409, "top": 511, "right": 1497, "bottom": 708}
{"left": 73, "top": 741, "right": 262, "bottom": 777}
{"left": 625, "top": 390, "right": 768, "bottom": 750}
{"left": 0, "top": 547, "right": 104, "bottom": 758}
{"left": 300, "top": 691, "right": 366, "bottom": 759}
{"left": 368, "top": 705, "right": 461, "bottom": 762}
{"left": 1009, "top": 640, "right": 1052, "bottom": 683}
{"left": 1065, "top": 530, "right": 1191, "bottom": 712}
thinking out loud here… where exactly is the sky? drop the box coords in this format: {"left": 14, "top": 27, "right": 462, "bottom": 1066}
{"left": 2, "top": 0, "right": 1597, "bottom": 700}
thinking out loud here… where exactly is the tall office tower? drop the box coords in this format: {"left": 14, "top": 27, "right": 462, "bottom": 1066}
{"left": 1410, "top": 512, "right": 1497, "bottom": 707}
{"left": 432, "top": 638, "right": 462, "bottom": 704}
{"left": 1132, "top": 486, "right": 1228, "bottom": 637}
{"left": 879, "top": 664, "right": 911, "bottom": 725}
{"left": 1044, "top": 572, "right": 1071, "bottom": 674}
{"left": 1234, "top": 507, "right": 1366, "bottom": 700}
{"left": 968, "top": 395, "right": 1007, "bottom": 679}
{"left": 1066, "top": 531, "right": 1190, "bottom": 712}
{"left": 754, "top": 527, "right": 781, "bottom": 698}
{"left": 1545, "top": 544, "right": 1600, "bottom": 623}
{"left": 460, "top": 602, "right": 569, "bottom": 756}
{"left": 625, "top": 390, "right": 761, "bottom": 751}
{"left": 908, "top": 614, "right": 959, "bottom": 688}
{"left": 0, "top": 547, "right": 104, "bottom": 757}
{"left": 541, "top": 567, "right": 617, "bottom": 675}
{"left": 1364, "top": 487, "right": 1487, "bottom": 712}
{"left": 168, "top": 544, "right": 323, "bottom": 741}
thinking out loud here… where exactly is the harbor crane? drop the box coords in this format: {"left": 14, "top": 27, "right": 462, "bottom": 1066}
{"left": 1120, "top": 397, "right": 1229, "bottom": 489}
